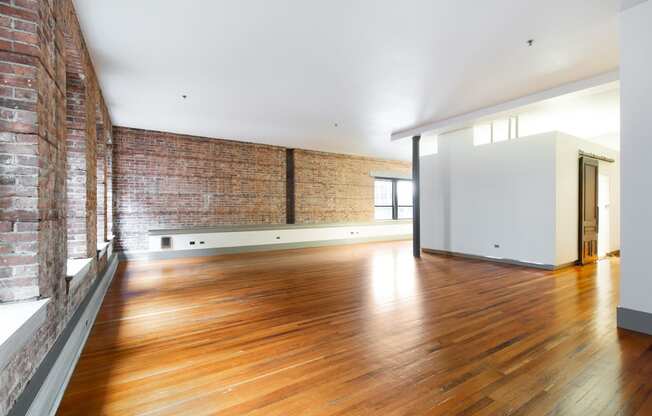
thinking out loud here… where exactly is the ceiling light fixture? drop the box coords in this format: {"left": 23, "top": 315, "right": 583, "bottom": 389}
{"left": 527, "top": 39, "right": 534, "bottom": 47}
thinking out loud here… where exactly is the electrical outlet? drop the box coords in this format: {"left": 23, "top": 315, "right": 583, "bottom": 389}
{"left": 494, "top": 244, "right": 500, "bottom": 248}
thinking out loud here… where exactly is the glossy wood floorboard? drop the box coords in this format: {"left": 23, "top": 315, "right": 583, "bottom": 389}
{"left": 57, "top": 241, "right": 652, "bottom": 416}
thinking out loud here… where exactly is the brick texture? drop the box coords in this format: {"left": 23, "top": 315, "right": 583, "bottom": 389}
{"left": 0, "top": 1, "right": 112, "bottom": 414}
{"left": 63, "top": 26, "right": 89, "bottom": 259}
{"left": 95, "top": 104, "right": 107, "bottom": 243}
{"left": 294, "top": 149, "right": 411, "bottom": 223}
{"left": 113, "top": 127, "right": 287, "bottom": 252}
{"left": 113, "top": 127, "right": 411, "bottom": 252}
{"left": 0, "top": 0, "right": 41, "bottom": 303}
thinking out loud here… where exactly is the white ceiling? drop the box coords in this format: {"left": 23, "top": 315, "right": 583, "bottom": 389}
{"left": 74, "top": 0, "right": 620, "bottom": 161}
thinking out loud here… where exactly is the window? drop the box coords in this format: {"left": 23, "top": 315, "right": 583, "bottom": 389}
{"left": 396, "top": 181, "right": 413, "bottom": 219}
{"left": 474, "top": 116, "right": 520, "bottom": 145}
{"left": 473, "top": 124, "right": 492, "bottom": 146}
{"left": 374, "top": 179, "right": 394, "bottom": 220}
{"left": 492, "top": 118, "right": 509, "bottom": 142}
{"left": 374, "top": 179, "right": 413, "bottom": 220}
{"left": 509, "top": 115, "right": 519, "bottom": 139}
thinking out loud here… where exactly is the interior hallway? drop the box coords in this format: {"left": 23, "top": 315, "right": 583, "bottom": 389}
{"left": 58, "top": 241, "right": 652, "bottom": 416}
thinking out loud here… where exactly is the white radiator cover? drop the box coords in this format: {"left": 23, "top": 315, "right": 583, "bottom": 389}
{"left": 148, "top": 222, "right": 412, "bottom": 252}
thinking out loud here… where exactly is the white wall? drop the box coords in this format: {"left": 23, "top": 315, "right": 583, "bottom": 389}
{"left": 555, "top": 133, "right": 621, "bottom": 265}
{"left": 620, "top": 0, "right": 652, "bottom": 314}
{"left": 421, "top": 129, "right": 620, "bottom": 268}
{"left": 420, "top": 129, "right": 558, "bottom": 266}
{"left": 420, "top": 136, "right": 450, "bottom": 252}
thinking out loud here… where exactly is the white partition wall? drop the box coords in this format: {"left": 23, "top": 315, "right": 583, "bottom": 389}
{"left": 420, "top": 129, "right": 620, "bottom": 270}
{"left": 420, "top": 130, "right": 558, "bottom": 267}
{"left": 619, "top": 0, "right": 652, "bottom": 334}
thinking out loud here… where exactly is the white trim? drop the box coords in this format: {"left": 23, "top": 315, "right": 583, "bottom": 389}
{"left": 369, "top": 170, "right": 412, "bottom": 180}
{"left": 390, "top": 70, "right": 620, "bottom": 141}
{"left": 0, "top": 299, "right": 49, "bottom": 372}
{"left": 26, "top": 254, "right": 118, "bottom": 416}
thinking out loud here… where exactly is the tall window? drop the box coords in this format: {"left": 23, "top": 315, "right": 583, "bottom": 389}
{"left": 374, "top": 179, "right": 413, "bottom": 220}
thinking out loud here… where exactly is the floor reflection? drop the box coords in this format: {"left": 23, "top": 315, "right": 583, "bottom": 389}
{"left": 370, "top": 248, "right": 418, "bottom": 307}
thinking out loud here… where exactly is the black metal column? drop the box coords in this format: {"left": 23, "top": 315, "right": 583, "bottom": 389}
{"left": 412, "top": 135, "right": 421, "bottom": 257}
{"left": 286, "top": 149, "right": 295, "bottom": 224}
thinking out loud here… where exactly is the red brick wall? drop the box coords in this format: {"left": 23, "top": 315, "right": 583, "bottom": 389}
{"left": 294, "top": 149, "right": 411, "bottom": 223}
{"left": 1, "top": 0, "right": 43, "bottom": 303}
{"left": 113, "top": 127, "right": 287, "bottom": 252}
{"left": 64, "top": 26, "right": 95, "bottom": 259}
{"left": 96, "top": 105, "right": 107, "bottom": 244}
{"left": 113, "top": 127, "right": 411, "bottom": 252}
{"left": 0, "top": 1, "right": 113, "bottom": 413}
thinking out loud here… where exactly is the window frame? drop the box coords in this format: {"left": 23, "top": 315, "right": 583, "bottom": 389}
{"left": 374, "top": 177, "right": 413, "bottom": 221}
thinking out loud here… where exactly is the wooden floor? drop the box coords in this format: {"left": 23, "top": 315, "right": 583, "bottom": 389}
{"left": 58, "top": 241, "right": 652, "bottom": 416}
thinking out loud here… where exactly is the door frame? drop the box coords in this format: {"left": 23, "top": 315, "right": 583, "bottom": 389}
{"left": 578, "top": 156, "right": 599, "bottom": 265}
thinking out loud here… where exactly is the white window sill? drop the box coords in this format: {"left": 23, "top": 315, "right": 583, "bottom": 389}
{"left": 0, "top": 298, "right": 49, "bottom": 371}
{"left": 66, "top": 258, "right": 93, "bottom": 292}
{"left": 97, "top": 241, "right": 110, "bottom": 258}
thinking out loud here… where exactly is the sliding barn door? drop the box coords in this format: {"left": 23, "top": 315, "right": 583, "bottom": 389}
{"left": 579, "top": 157, "right": 599, "bottom": 265}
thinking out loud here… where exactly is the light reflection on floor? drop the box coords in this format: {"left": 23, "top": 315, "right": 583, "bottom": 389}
{"left": 370, "top": 248, "right": 418, "bottom": 307}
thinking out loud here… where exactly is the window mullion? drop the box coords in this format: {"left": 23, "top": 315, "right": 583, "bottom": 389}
{"left": 392, "top": 180, "right": 398, "bottom": 220}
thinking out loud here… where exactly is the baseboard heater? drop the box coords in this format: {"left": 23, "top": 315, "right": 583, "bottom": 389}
{"left": 8, "top": 254, "right": 119, "bottom": 416}
{"left": 122, "top": 221, "right": 413, "bottom": 260}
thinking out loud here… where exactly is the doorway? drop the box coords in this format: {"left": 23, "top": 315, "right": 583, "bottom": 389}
{"left": 598, "top": 174, "right": 610, "bottom": 258}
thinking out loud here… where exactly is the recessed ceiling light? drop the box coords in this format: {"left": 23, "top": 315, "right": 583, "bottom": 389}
{"left": 334, "top": 122, "right": 339, "bottom": 127}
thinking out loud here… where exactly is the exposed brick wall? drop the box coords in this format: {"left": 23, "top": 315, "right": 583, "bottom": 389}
{"left": 0, "top": 1, "right": 113, "bottom": 414}
{"left": 95, "top": 108, "right": 105, "bottom": 243}
{"left": 99, "top": 93, "right": 113, "bottom": 239}
{"left": 64, "top": 27, "right": 89, "bottom": 258}
{"left": 113, "top": 127, "right": 287, "bottom": 252}
{"left": 113, "top": 127, "right": 411, "bottom": 252}
{"left": 0, "top": 0, "right": 41, "bottom": 302}
{"left": 106, "top": 142, "right": 113, "bottom": 237}
{"left": 294, "top": 149, "right": 411, "bottom": 223}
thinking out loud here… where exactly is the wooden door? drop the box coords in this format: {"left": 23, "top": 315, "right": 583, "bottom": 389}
{"left": 579, "top": 157, "right": 599, "bottom": 265}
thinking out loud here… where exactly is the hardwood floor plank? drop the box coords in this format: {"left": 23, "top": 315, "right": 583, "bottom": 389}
{"left": 57, "top": 241, "right": 652, "bottom": 415}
